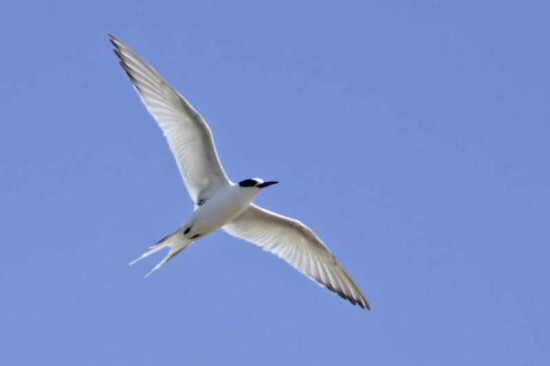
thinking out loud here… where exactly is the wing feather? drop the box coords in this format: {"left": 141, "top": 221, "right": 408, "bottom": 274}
{"left": 223, "top": 204, "right": 370, "bottom": 309}
{"left": 109, "top": 34, "right": 230, "bottom": 202}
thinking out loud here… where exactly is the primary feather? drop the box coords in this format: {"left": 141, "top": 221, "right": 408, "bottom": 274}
{"left": 109, "top": 34, "right": 229, "bottom": 203}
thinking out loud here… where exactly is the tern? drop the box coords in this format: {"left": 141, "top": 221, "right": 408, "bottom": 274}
{"left": 109, "top": 34, "right": 370, "bottom": 309}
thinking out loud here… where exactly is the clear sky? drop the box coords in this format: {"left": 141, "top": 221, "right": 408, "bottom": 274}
{"left": 1, "top": 1, "right": 549, "bottom": 365}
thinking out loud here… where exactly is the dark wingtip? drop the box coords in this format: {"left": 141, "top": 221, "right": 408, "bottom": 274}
{"left": 108, "top": 34, "right": 126, "bottom": 51}
{"left": 319, "top": 277, "right": 370, "bottom": 310}
{"left": 112, "top": 48, "right": 123, "bottom": 60}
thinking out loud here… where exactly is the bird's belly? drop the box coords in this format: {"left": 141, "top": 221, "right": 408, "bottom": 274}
{"left": 186, "top": 192, "right": 252, "bottom": 237}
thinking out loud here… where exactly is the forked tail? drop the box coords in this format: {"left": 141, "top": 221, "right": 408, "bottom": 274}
{"left": 129, "top": 229, "right": 193, "bottom": 278}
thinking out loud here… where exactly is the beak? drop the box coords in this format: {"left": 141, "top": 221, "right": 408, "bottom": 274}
{"left": 257, "top": 181, "right": 279, "bottom": 189}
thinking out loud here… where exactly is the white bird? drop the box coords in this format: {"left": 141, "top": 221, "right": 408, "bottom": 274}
{"left": 109, "top": 34, "right": 370, "bottom": 309}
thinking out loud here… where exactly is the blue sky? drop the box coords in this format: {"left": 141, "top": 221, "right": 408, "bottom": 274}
{"left": 1, "top": 1, "right": 549, "bottom": 364}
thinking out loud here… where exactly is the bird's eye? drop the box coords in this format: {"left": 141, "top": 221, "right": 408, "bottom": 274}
{"left": 239, "top": 179, "right": 257, "bottom": 187}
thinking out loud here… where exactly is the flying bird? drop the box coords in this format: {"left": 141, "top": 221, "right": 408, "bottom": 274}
{"left": 109, "top": 34, "right": 370, "bottom": 309}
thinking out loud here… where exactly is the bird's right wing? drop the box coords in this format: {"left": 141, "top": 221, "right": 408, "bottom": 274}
{"left": 223, "top": 204, "right": 370, "bottom": 309}
{"left": 109, "top": 34, "right": 230, "bottom": 203}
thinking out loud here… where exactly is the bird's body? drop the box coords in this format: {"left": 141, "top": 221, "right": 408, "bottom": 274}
{"left": 184, "top": 182, "right": 260, "bottom": 239}
{"left": 110, "top": 34, "right": 370, "bottom": 309}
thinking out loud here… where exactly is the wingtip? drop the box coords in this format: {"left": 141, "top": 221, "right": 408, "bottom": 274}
{"left": 354, "top": 297, "right": 369, "bottom": 310}
{"left": 108, "top": 33, "right": 125, "bottom": 49}
{"left": 359, "top": 296, "right": 371, "bottom": 310}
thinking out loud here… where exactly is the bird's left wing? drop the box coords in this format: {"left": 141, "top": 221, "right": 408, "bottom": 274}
{"left": 223, "top": 204, "right": 370, "bottom": 309}
{"left": 109, "top": 34, "right": 230, "bottom": 203}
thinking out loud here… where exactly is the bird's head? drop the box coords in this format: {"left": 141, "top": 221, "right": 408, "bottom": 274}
{"left": 238, "top": 178, "right": 279, "bottom": 189}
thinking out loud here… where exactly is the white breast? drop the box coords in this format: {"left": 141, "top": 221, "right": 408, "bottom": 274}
{"left": 185, "top": 184, "right": 259, "bottom": 237}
